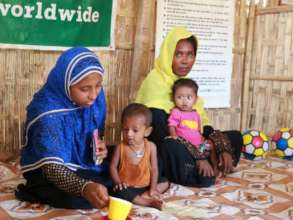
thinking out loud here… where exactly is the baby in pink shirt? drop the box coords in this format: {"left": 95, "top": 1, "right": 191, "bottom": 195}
{"left": 168, "top": 108, "right": 203, "bottom": 146}
{"left": 168, "top": 78, "right": 211, "bottom": 155}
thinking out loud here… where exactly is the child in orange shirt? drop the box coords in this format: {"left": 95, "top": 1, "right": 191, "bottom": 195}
{"left": 110, "top": 103, "right": 169, "bottom": 210}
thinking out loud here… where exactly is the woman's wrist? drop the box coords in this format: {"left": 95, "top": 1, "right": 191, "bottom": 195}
{"left": 81, "top": 181, "right": 95, "bottom": 197}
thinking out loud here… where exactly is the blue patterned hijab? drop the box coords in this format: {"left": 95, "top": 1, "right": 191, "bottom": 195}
{"left": 20, "top": 47, "right": 106, "bottom": 174}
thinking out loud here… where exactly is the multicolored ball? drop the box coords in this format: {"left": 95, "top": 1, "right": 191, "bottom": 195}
{"left": 272, "top": 128, "right": 293, "bottom": 160}
{"left": 242, "top": 130, "right": 269, "bottom": 160}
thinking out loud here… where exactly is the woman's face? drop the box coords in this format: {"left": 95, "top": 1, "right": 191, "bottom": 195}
{"left": 172, "top": 39, "right": 196, "bottom": 77}
{"left": 70, "top": 72, "right": 103, "bottom": 107}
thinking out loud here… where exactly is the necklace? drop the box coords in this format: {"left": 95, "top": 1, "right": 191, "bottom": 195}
{"left": 128, "top": 146, "right": 144, "bottom": 158}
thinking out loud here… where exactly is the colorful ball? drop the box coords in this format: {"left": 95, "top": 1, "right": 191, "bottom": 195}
{"left": 242, "top": 130, "right": 269, "bottom": 160}
{"left": 272, "top": 128, "right": 293, "bottom": 160}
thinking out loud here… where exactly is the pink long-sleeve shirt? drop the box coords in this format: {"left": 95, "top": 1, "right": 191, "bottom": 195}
{"left": 168, "top": 108, "right": 203, "bottom": 146}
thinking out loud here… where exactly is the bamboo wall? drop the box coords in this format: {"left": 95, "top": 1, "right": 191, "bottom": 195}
{"left": 241, "top": 2, "right": 293, "bottom": 135}
{"left": 0, "top": 0, "right": 292, "bottom": 152}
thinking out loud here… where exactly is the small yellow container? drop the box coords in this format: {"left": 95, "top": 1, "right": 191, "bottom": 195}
{"left": 108, "top": 196, "right": 133, "bottom": 220}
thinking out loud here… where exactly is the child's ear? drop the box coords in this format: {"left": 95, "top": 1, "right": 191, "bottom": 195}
{"left": 144, "top": 126, "right": 153, "bottom": 137}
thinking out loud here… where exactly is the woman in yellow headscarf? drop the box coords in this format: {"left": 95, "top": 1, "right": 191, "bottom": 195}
{"left": 136, "top": 27, "right": 242, "bottom": 187}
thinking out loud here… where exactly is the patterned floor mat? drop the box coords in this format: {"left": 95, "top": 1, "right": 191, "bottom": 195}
{"left": 0, "top": 153, "right": 292, "bottom": 220}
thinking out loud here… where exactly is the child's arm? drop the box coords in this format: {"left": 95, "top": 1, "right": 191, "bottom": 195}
{"left": 168, "top": 126, "right": 178, "bottom": 138}
{"left": 168, "top": 109, "right": 179, "bottom": 138}
{"left": 149, "top": 142, "right": 159, "bottom": 196}
{"left": 109, "top": 145, "right": 127, "bottom": 191}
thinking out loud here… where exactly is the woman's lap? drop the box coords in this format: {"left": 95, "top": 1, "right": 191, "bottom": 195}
{"left": 222, "top": 130, "right": 243, "bottom": 165}
{"left": 149, "top": 108, "right": 242, "bottom": 167}
{"left": 157, "top": 130, "right": 243, "bottom": 187}
{"left": 15, "top": 168, "right": 112, "bottom": 209}
{"left": 159, "top": 138, "right": 215, "bottom": 187}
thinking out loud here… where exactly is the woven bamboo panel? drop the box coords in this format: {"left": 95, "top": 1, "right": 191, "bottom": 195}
{"left": 98, "top": 50, "right": 134, "bottom": 144}
{"left": 1, "top": 0, "right": 291, "bottom": 152}
{"left": 0, "top": 50, "right": 60, "bottom": 152}
{"left": 243, "top": 8, "right": 293, "bottom": 134}
{"left": 0, "top": 0, "right": 138, "bottom": 152}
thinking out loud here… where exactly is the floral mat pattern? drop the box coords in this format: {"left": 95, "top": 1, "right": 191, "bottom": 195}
{"left": 0, "top": 153, "right": 292, "bottom": 220}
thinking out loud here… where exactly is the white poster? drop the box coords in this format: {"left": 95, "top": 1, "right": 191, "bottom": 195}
{"left": 156, "top": 0, "right": 235, "bottom": 108}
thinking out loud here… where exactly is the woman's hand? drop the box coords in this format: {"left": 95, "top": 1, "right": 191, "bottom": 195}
{"left": 96, "top": 140, "right": 107, "bottom": 161}
{"left": 82, "top": 182, "right": 109, "bottom": 209}
{"left": 218, "top": 151, "right": 233, "bottom": 176}
{"left": 196, "top": 160, "right": 214, "bottom": 177}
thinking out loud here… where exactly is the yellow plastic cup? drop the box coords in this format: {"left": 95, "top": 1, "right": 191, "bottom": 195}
{"left": 108, "top": 196, "right": 133, "bottom": 220}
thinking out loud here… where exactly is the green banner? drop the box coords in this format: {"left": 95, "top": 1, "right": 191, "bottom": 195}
{"left": 0, "top": 0, "right": 115, "bottom": 50}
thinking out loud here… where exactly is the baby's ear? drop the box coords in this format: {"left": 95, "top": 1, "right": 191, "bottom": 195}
{"left": 144, "top": 126, "right": 153, "bottom": 137}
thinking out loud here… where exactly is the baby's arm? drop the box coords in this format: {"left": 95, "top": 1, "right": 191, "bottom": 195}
{"left": 168, "top": 109, "right": 180, "bottom": 138}
{"left": 168, "top": 126, "right": 178, "bottom": 138}
{"left": 109, "top": 145, "right": 127, "bottom": 191}
{"left": 149, "top": 142, "right": 160, "bottom": 196}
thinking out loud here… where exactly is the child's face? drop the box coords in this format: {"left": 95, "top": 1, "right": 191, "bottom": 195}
{"left": 122, "top": 115, "right": 152, "bottom": 147}
{"left": 70, "top": 72, "right": 103, "bottom": 107}
{"left": 173, "top": 86, "right": 197, "bottom": 112}
{"left": 172, "top": 39, "right": 196, "bottom": 77}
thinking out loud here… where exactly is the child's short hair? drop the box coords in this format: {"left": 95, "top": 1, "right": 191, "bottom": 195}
{"left": 121, "top": 103, "right": 152, "bottom": 127}
{"left": 171, "top": 78, "right": 198, "bottom": 97}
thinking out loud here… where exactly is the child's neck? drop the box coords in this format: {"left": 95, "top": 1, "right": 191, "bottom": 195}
{"left": 127, "top": 140, "right": 145, "bottom": 158}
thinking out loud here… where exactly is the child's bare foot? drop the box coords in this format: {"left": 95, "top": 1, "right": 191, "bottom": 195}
{"left": 149, "top": 198, "right": 164, "bottom": 210}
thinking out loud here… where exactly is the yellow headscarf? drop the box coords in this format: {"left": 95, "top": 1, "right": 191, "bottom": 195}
{"left": 135, "top": 26, "right": 211, "bottom": 126}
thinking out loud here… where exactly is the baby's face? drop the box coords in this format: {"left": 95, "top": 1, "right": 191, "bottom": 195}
{"left": 122, "top": 116, "right": 150, "bottom": 147}
{"left": 174, "top": 86, "right": 197, "bottom": 112}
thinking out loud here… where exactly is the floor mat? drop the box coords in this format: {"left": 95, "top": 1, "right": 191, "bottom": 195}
{"left": 0, "top": 153, "right": 292, "bottom": 220}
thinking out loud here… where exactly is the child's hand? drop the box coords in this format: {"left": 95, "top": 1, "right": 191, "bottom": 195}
{"left": 149, "top": 188, "right": 161, "bottom": 199}
{"left": 196, "top": 159, "right": 214, "bottom": 177}
{"left": 113, "top": 182, "right": 128, "bottom": 192}
{"left": 166, "top": 135, "right": 178, "bottom": 140}
{"left": 82, "top": 182, "right": 109, "bottom": 209}
{"left": 218, "top": 151, "right": 233, "bottom": 176}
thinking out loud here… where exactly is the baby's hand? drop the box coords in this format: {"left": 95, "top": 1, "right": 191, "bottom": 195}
{"left": 166, "top": 135, "right": 178, "bottom": 140}
{"left": 196, "top": 159, "right": 214, "bottom": 177}
{"left": 113, "top": 182, "right": 128, "bottom": 192}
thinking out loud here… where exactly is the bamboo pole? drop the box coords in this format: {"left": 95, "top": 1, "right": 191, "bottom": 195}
{"left": 241, "top": 1, "right": 257, "bottom": 131}
{"left": 250, "top": 76, "right": 293, "bottom": 81}
{"left": 267, "top": 0, "right": 281, "bottom": 7}
{"left": 129, "top": 0, "right": 156, "bottom": 101}
{"left": 257, "top": 5, "right": 293, "bottom": 14}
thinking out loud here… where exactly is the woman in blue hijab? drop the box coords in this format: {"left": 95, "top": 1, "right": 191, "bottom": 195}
{"left": 15, "top": 47, "right": 111, "bottom": 209}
